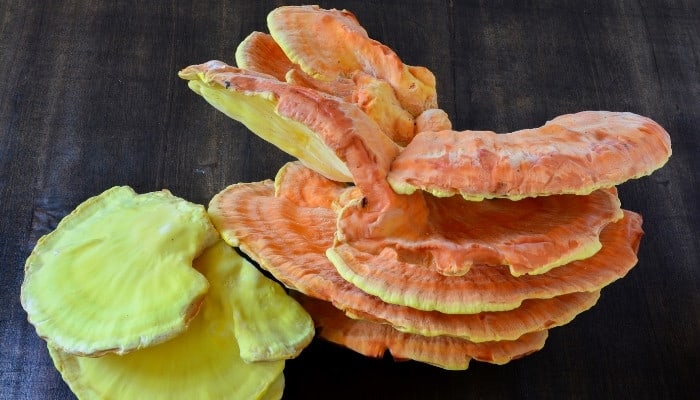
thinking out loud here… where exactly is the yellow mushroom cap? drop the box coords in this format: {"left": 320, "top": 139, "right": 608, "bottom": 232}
{"left": 47, "top": 240, "right": 287, "bottom": 399}
{"left": 21, "top": 186, "right": 218, "bottom": 356}
{"left": 196, "top": 240, "right": 314, "bottom": 362}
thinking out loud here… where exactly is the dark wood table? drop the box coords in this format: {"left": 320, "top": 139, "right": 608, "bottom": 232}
{"left": 2, "top": 1, "right": 698, "bottom": 399}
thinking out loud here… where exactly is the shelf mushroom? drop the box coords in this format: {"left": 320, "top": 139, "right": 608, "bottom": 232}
{"left": 21, "top": 186, "right": 218, "bottom": 357}
{"left": 47, "top": 241, "right": 298, "bottom": 400}
{"left": 22, "top": 187, "right": 314, "bottom": 399}
{"left": 180, "top": 5, "right": 671, "bottom": 369}
{"left": 296, "top": 294, "right": 548, "bottom": 371}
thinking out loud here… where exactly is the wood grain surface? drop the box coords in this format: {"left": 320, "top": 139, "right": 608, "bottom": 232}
{"left": 1, "top": 1, "right": 698, "bottom": 399}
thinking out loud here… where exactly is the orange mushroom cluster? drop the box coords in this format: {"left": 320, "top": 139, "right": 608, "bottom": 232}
{"left": 180, "top": 5, "right": 671, "bottom": 370}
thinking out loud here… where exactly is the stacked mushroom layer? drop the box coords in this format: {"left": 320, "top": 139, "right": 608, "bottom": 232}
{"left": 180, "top": 5, "right": 671, "bottom": 370}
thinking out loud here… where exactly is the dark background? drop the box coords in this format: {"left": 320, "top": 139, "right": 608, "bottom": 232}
{"left": 1, "top": 1, "right": 698, "bottom": 399}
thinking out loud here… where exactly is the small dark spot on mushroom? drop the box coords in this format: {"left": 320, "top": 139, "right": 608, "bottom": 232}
{"left": 361, "top": 197, "right": 368, "bottom": 208}
{"left": 224, "top": 81, "right": 231, "bottom": 89}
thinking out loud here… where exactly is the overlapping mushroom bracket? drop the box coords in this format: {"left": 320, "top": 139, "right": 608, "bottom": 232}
{"left": 20, "top": 185, "right": 315, "bottom": 399}
{"left": 180, "top": 5, "right": 672, "bottom": 370}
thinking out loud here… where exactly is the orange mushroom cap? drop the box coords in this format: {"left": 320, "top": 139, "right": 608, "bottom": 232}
{"left": 344, "top": 291, "right": 601, "bottom": 343}
{"left": 330, "top": 210, "right": 642, "bottom": 314}
{"left": 338, "top": 187, "right": 623, "bottom": 276}
{"left": 296, "top": 294, "right": 548, "bottom": 370}
{"left": 388, "top": 111, "right": 672, "bottom": 200}
{"left": 235, "top": 31, "right": 417, "bottom": 144}
{"left": 235, "top": 31, "right": 296, "bottom": 82}
{"left": 267, "top": 5, "right": 438, "bottom": 117}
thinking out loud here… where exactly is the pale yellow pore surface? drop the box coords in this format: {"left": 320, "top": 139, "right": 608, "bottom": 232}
{"left": 21, "top": 186, "right": 218, "bottom": 356}
{"left": 47, "top": 241, "right": 286, "bottom": 400}
{"left": 179, "top": 64, "right": 352, "bottom": 183}
{"left": 259, "top": 373, "right": 285, "bottom": 400}
{"left": 196, "top": 241, "right": 314, "bottom": 362}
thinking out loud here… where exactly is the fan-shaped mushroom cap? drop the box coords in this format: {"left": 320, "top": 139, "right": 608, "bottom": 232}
{"left": 235, "top": 31, "right": 356, "bottom": 102}
{"left": 337, "top": 187, "right": 623, "bottom": 276}
{"left": 208, "top": 163, "right": 612, "bottom": 341}
{"left": 388, "top": 111, "right": 672, "bottom": 200}
{"left": 235, "top": 31, "right": 296, "bottom": 82}
{"left": 330, "top": 210, "right": 642, "bottom": 314}
{"left": 236, "top": 32, "right": 422, "bottom": 145}
{"left": 208, "top": 179, "right": 338, "bottom": 296}
{"left": 297, "top": 294, "right": 548, "bottom": 370}
{"left": 267, "top": 5, "right": 438, "bottom": 116}
{"left": 345, "top": 291, "right": 600, "bottom": 342}
{"left": 179, "top": 61, "right": 355, "bottom": 183}
{"left": 235, "top": 32, "right": 416, "bottom": 144}
{"left": 21, "top": 186, "right": 218, "bottom": 356}
{"left": 196, "top": 241, "right": 314, "bottom": 362}
{"left": 46, "top": 241, "right": 287, "bottom": 400}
